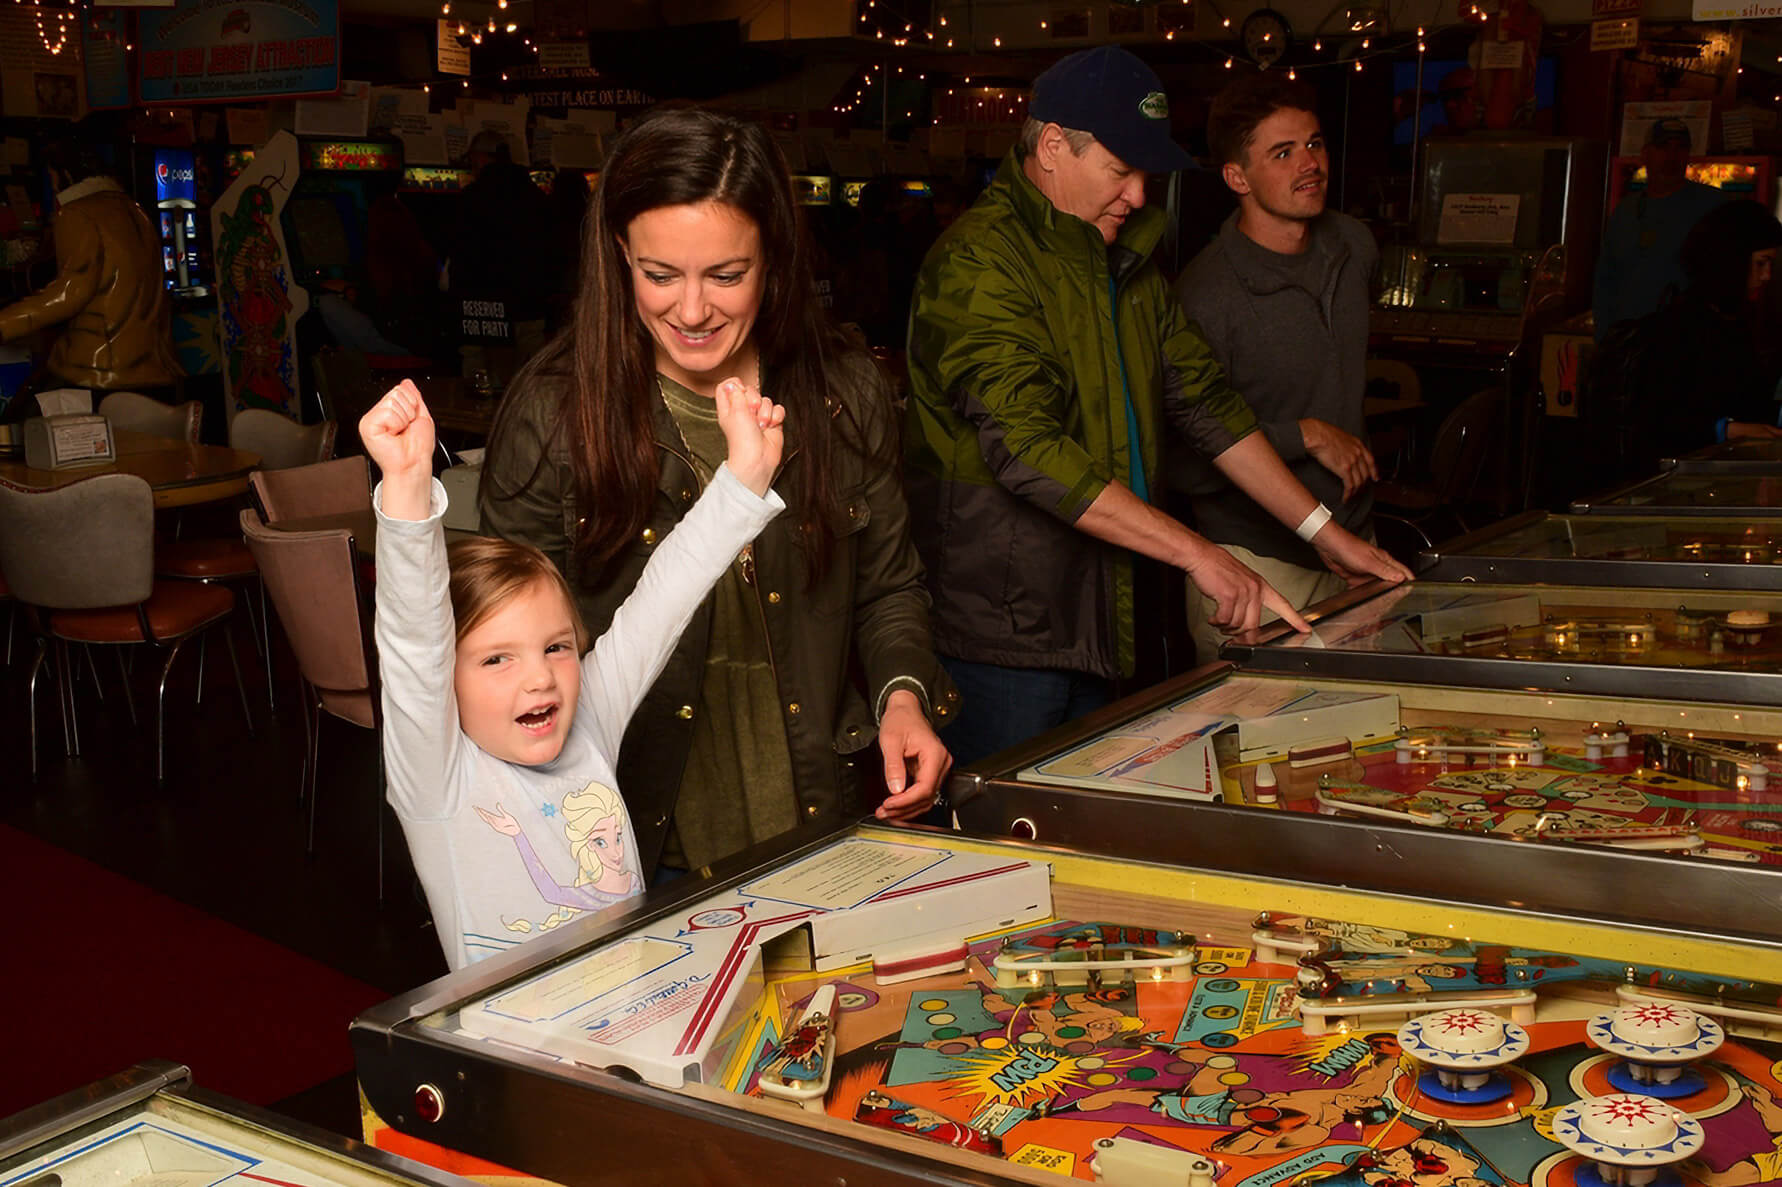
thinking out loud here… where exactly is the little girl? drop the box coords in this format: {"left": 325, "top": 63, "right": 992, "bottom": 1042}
{"left": 363, "top": 378, "right": 785, "bottom": 970}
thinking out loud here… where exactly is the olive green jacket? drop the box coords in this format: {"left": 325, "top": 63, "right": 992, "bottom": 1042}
{"left": 480, "top": 354, "right": 957, "bottom": 876}
{"left": 905, "top": 152, "right": 1258, "bottom": 678}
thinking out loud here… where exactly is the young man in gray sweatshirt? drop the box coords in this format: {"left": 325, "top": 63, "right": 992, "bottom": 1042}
{"left": 1173, "top": 73, "right": 1381, "bottom": 664}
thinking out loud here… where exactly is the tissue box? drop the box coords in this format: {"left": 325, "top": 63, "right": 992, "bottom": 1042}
{"left": 440, "top": 464, "right": 482, "bottom": 532}
{"left": 24, "top": 414, "right": 115, "bottom": 470}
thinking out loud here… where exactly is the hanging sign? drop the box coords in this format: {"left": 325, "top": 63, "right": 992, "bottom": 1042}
{"left": 138, "top": 0, "right": 340, "bottom": 104}
{"left": 438, "top": 19, "right": 469, "bottom": 76}
{"left": 1590, "top": 17, "right": 1639, "bottom": 49}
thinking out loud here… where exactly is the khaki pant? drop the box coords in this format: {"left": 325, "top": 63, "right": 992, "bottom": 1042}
{"left": 1187, "top": 542, "right": 1349, "bottom": 666}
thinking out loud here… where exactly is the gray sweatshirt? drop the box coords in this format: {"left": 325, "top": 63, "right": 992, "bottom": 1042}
{"left": 375, "top": 467, "right": 784, "bottom": 970}
{"left": 1172, "top": 210, "right": 1376, "bottom": 568}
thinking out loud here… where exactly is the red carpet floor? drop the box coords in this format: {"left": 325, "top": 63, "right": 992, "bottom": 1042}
{"left": 0, "top": 823, "right": 389, "bottom": 1119}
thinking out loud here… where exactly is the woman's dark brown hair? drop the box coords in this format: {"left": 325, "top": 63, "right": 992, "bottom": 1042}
{"left": 486, "top": 107, "right": 886, "bottom": 582}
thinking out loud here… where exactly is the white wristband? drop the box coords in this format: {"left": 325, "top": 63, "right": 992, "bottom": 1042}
{"left": 1294, "top": 502, "right": 1333, "bottom": 542}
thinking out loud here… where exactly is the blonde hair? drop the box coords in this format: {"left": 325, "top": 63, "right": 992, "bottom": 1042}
{"left": 446, "top": 536, "right": 588, "bottom": 652}
{"left": 563, "top": 783, "right": 626, "bottom": 869}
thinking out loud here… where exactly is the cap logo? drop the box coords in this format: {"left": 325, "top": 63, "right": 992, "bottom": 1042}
{"left": 1139, "top": 91, "right": 1169, "bottom": 120}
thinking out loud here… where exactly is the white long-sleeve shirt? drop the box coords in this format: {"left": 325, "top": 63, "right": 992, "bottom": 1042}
{"left": 374, "top": 467, "right": 784, "bottom": 969}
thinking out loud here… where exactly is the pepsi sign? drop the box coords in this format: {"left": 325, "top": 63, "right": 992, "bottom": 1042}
{"left": 153, "top": 149, "right": 197, "bottom": 206}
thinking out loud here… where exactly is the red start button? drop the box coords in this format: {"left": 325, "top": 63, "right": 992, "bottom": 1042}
{"left": 413, "top": 1083, "right": 445, "bottom": 1124}
{"left": 1009, "top": 816, "right": 1037, "bottom": 840}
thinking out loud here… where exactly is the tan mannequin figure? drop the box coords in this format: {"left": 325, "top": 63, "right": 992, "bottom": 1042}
{"left": 0, "top": 154, "right": 181, "bottom": 392}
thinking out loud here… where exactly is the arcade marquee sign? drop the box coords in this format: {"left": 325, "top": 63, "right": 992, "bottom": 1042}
{"left": 137, "top": 0, "right": 341, "bottom": 104}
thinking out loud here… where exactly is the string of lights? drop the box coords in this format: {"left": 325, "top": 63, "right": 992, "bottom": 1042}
{"left": 835, "top": 11, "right": 1486, "bottom": 121}
{"left": 18, "top": 0, "right": 80, "bottom": 57}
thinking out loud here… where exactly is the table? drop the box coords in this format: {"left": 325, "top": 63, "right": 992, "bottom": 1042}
{"left": 0, "top": 430, "right": 260, "bottom": 509}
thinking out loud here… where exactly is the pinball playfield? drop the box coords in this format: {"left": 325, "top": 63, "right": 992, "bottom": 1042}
{"left": 352, "top": 826, "right": 1782, "bottom": 1187}
{"left": 998, "top": 668, "right": 1782, "bottom": 866}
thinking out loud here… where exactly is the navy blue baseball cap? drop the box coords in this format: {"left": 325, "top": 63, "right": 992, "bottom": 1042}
{"left": 1030, "top": 46, "right": 1194, "bottom": 173}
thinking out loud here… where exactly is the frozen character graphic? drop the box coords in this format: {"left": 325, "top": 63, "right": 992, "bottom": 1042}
{"left": 475, "top": 781, "right": 640, "bottom": 935}
{"left": 216, "top": 176, "right": 296, "bottom": 413}
{"left": 1047, "top": 1035, "right": 1403, "bottom": 1156}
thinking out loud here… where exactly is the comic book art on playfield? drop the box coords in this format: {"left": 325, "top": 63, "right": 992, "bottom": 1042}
{"left": 727, "top": 913, "right": 1782, "bottom": 1185}
{"left": 438, "top": 831, "right": 1782, "bottom": 1185}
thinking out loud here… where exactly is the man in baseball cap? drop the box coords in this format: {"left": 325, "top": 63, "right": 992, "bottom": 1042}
{"left": 1594, "top": 113, "right": 1728, "bottom": 340}
{"left": 902, "top": 45, "right": 1410, "bottom": 769}
{"left": 1030, "top": 43, "right": 1194, "bottom": 177}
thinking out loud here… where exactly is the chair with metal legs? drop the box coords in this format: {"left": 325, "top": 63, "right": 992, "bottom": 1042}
{"left": 239, "top": 507, "right": 386, "bottom": 898}
{"left": 0, "top": 474, "right": 254, "bottom": 780}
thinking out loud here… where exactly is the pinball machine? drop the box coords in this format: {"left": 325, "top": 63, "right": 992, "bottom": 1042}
{"left": 1571, "top": 473, "right": 1782, "bottom": 518}
{"left": 0, "top": 1063, "right": 475, "bottom": 1187}
{"left": 349, "top": 818, "right": 1782, "bottom": 1187}
{"left": 1417, "top": 511, "right": 1782, "bottom": 591}
{"left": 1219, "top": 579, "right": 1782, "bottom": 707}
{"left": 1661, "top": 439, "right": 1782, "bottom": 476}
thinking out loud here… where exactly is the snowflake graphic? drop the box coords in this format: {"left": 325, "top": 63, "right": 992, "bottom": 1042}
{"left": 541, "top": 802, "right": 557, "bottom": 818}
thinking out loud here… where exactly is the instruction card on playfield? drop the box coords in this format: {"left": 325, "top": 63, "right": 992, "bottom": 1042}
{"left": 741, "top": 838, "right": 944, "bottom": 911}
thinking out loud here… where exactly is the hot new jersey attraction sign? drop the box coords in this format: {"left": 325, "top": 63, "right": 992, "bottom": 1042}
{"left": 138, "top": 0, "right": 340, "bottom": 105}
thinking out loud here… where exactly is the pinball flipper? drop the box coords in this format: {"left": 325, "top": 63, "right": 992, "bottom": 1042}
{"left": 755, "top": 983, "right": 837, "bottom": 1112}
{"left": 1089, "top": 1136, "right": 1218, "bottom": 1186}
{"left": 854, "top": 1090, "right": 1003, "bottom": 1156}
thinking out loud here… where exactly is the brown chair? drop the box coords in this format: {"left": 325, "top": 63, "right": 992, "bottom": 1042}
{"left": 239, "top": 507, "right": 385, "bottom": 897}
{"left": 98, "top": 391, "right": 203, "bottom": 444}
{"left": 158, "top": 413, "right": 342, "bottom": 711}
{"left": 249, "top": 455, "right": 373, "bottom": 523}
{"left": 0, "top": 474, "right": 253, "bottom": 780}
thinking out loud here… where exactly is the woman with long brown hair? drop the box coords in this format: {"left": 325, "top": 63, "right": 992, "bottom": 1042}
{"left": 480, "top": 108, "right": 956, "bottom": 880}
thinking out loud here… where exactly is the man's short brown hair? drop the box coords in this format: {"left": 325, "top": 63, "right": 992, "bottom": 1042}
{"left": 1206, "top": 73, "right": 1320, "bottom": 168}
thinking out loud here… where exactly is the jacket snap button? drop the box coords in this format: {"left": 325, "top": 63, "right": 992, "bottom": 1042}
{"left": 936, "top": 703, "right": 951, "bottom": 717}
{"left": 847, "top": 725, "right": 859, "bottom": 736}
{"left": 787, "top": 701, "right": 801, "bottom": 715}
{"left": 768, "top": 591, "right": 781, "bottom": 604}
{"left": 805, "top": 804, "right": 819, "bottom": 818}
{"left": 656, "top": 815, "right": 668, "bottom": 826}
{"left": 676, "top": 704, "right": 694, "bottom": 720}
{"left": 680, "top": 489, "right": 692, "bottom": 502}
{"left": 641, "top": 528, "right": 657, "bottom": 545}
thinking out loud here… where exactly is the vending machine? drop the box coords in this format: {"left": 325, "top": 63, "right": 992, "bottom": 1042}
{"left": 152, "top": 147, "right": 208, "bottom": 297}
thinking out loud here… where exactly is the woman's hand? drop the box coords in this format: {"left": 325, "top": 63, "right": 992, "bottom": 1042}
{"left": 714, "top": 376, "right": 785, "bottom": 496}
{"left": 361, "top": 379, "right": 435, "bottom": 520}
{"left": 876, "top": 689, "right": 953, "bottom": 822}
